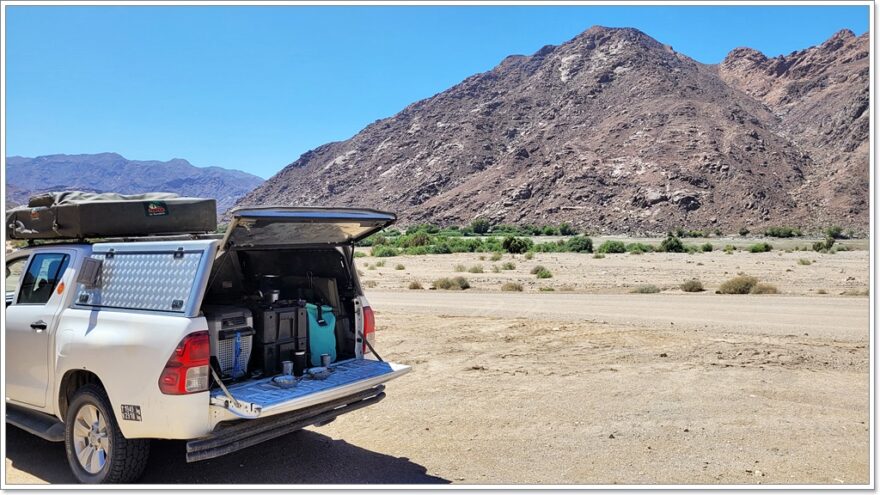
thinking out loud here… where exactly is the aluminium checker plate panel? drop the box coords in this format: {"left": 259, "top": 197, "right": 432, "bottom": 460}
{"left": 73, "top": 240, "right": 218, "bottom": 316}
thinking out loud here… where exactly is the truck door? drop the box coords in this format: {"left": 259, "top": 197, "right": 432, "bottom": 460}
{"left": 5, "top": 251, "right": 73, "bottom": 408}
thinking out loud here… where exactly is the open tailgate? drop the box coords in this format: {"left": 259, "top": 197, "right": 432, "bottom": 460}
{"left": 209, "top": 359, "right": 410, "bottom": 420}
{"left": 221, "top": 207, "right": 396, "bottom": 251}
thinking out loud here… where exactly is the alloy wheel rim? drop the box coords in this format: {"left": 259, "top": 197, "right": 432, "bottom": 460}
{"left": 72, "top": 404, "right": 109, "bottom": 474}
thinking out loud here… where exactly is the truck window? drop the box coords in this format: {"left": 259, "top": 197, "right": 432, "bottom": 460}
{"left": 17, "top": 253, "right": 70, "bottom": 305}
{"left": 5, "top": 257, "right": 28, "bottom": 300}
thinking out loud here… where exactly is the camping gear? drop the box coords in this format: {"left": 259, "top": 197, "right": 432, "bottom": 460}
{"left": 253, "top": 302, "right": 309, "bottom": 375}
{"left": 306, "top": 303, "right": 337, "bottom": 367}
{"left": 6, "top": 191, "right": 216, "bottom": 240}
{"left": 204, "top": 307, "right": 254, "bottom": 380}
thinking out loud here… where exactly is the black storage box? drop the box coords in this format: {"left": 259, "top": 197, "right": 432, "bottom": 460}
{"left": 6, "top": 191, "right": 216, "bottom": 240}
{"left": 253, "top": 304, "right": 309, "bottom": 375}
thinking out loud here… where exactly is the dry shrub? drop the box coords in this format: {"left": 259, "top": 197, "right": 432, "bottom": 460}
{"left": 433, "top": 276, "right": 471, "bottom": 290}
{"left": 680, "top": 279, "right": 704, "bottom": 292}
{"left": 749, "top": 283, "right": 779, "bottom": 294}
{"left": 718, "top": 275, "right": 759, "bottom": 294}
{"left": 631, "top": 284, "right": 660, "bottom": 294}
{"left": 501, "top": 282, "right": 523, "bottom": 292}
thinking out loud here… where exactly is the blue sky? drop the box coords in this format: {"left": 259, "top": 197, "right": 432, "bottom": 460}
{"left": 6, "top": 5, "right": 870, "bottom": 179}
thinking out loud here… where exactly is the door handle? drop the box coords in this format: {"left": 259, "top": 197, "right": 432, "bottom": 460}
{"left": 30, "top": 320, "right": 48, "bottom": 331}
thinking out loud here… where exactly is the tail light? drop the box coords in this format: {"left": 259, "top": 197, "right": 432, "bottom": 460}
{"left": 362, "top": 306, "right": 376, "bottom": 355}
{"left": 158, "top": 331, "right": 210, "bottom": 395}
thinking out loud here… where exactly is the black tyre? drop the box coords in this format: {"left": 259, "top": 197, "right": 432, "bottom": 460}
{"left": 64, "top": 384, "right": 150, "bottom": 483}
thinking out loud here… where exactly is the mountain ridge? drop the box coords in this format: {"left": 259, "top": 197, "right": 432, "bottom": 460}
{"left": 6, "top": 153, "right": 263, "bottom": 213}
{"left": 234, "top": 25, "right": 868, "bottom": 233}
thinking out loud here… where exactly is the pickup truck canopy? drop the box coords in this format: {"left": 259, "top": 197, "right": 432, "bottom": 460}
{"left": 221, "top": 207, "right": 396, "bottom": 250}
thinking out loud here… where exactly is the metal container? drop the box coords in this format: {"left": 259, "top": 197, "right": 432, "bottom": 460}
{"left": 282, "top": 360, "right": 293, "bottom": 376}
{"left": 320, "top": 353, "right": 332, "bottom": 367}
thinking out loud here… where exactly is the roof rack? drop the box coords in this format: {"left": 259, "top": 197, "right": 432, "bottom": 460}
{"left": 24, "top": 233, "right": 224, "bottom": 246}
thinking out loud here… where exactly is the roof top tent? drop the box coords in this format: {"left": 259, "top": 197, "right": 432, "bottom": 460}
{"left": 6, "top": 191, "right": 217, "bottom": 241}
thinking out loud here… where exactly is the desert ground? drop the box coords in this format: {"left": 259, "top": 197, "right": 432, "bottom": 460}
{"left": 5, "top": 241, "right": 870, "bottom": 485}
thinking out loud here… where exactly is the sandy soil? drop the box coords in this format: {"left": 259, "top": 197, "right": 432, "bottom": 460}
{"left": 4, "top": 250, "right": 870, "bottom": 485}
{"left": 355, "top": 248, "right": 869, "bottom": 297}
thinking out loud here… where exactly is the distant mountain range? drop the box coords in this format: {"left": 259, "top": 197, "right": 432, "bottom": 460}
{"left": 235, "top": 26, "right": 869, "bottom": 233}
{"left": 6, "top": 153, "right": 263, "bottom": 213}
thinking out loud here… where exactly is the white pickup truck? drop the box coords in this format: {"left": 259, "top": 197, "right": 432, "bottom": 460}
{"left": 4, "top": 208, "right": 410, "bottom": 483}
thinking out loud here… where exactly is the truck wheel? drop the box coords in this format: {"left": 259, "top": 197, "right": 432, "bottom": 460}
{"left": 64, "top": 384, "right": 150, "bottom": 483}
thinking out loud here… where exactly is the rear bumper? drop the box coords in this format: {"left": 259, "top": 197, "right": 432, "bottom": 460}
{"left": 186, "top": 385, "right": 385, "bottom": 462}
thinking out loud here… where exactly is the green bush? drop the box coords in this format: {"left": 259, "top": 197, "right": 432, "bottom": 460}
{"left": 558, "top": 223, "right": 576, "bottom": 236}
{"left": 631, "top": 284, "right": 660, "bottom": 294}
{"left": 680, "top": 279, "right": 704, "bottom": 292}
{"left": 748, "top": 242, "right": 773, "bottom": 253}
{"left": 749, "top": 283, "right": 779, "bottom": 294}
{"left": 501, "top": 261, "right": 516, "bottom": 270}
{"left": 371, "top": 245, "right": 399, "bottom": 257}
{"left": 408, "top": 281, "right": 423, "bottom": 290}
{"left": 454, "top": 264, "right": 466, "bottom": 272}
{"left": 490, "top": 252, "right": 503, "bottom": 261}
{"left": 539, "top": 287, "right": 555, "bottom": 292}
{"left": 764, "top": 226, "right": 802, "bottom": 238}
{"left": 530, "top": 265, "right": 553, "bottom": 279}
{"left": 375, "top": 260, "right": 386, "bottom": 267}
{"left": 597, "top": 240, "right": 626, "bottom": 254}
{"left": 467, "top": 265, "right": 484, "bottom": 273}
{"left": 400, "top": 232, "right": 431, "bottom": 248}
{"left": 701, "top": 243, "right": 714, "bottom": 252}
{"left": 718, "top": 275, "right": 759, "bottom": 294}
{"left": 502, "top": 236, "right": 533, "bottom": 254}
{"left": 410, "top": 223, "right": 441, "bottom": 234}
{"left": 739, "top": 227, "right": 750, "bottom": 237}
{"left": 813, "top": 237, "right": 835, "bottom": 252}
{"left": 353, "top": 251, "right": 367, "bottom": 258}
{"left": 566, "top": 236, "right": 594, "bottom": 253}
{"left": 825, "top": 226, "right": 845, "bottom": 239}
{"left": 723, "top": 244, "right": 736, "bottom": 253}
{"left": 427, "top": 244, "right": 452, "bottom": 255}
{"left": 432, "top": 276, "right": 470, "bottom": 290}
{"left": 524, "top": 252, "right": 534, "bottom": 260}
{"left": 626, "top": 242, "right": 654, "bottom": 254}
{"left": 501, "top": 282, "right": 523, "bottom": 292}
{"left": 659, "top": 235, "right": 685, "bottom": 253}
{"left": 593, "top": 253, "right": 605, "bottom": 259}
{"left": 395, "top": 264, "right": 406, "bottom": 270}
{"left": 471, "top": 217, "right": 491, "bottom": 235}
{"left": 798, "top": 258, "right": 812, "bottom": 266}
{"left": 541, "top": 225, "right": 558, "bottom": 236}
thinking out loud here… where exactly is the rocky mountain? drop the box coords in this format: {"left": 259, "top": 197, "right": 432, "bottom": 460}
{"left": 6, "top": 153, "right": 263, "bottom": 213}
{"left": 235, "top": 26, "right": 869, "bottom": 233}
{"left": 719, "top": 29, "right": 869, "bottom": 227}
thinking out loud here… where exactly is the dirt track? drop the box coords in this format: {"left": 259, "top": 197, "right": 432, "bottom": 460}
{"left": 4, "top": 250, "right": 871, "bottom": 485}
